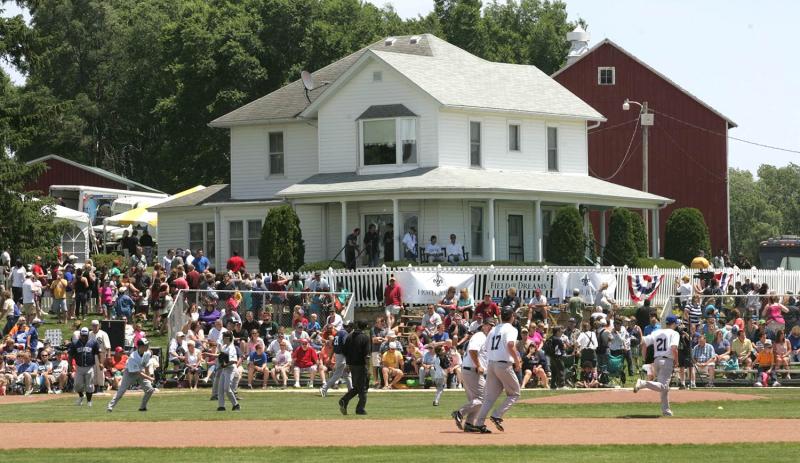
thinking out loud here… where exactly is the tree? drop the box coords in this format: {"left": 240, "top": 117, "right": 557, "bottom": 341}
{"left": 631, "top": 211, "right": 648, "bottom": 258}
{"left": 434, "top": 0, "right": 485, "bottom": 56}
{"left": 258, "top": 205, "right": 305, "bottom": 273}
{"left": 664, "top": 207, "right": 711, "bottom": 266}
{"left": 604, "top": 208, "right": 638, "bottom": 266}
{"left": 0, "top": 156, "right": 67, "bottom": 261}
{"left": 728, "top": 168, "right": 780, "bottom": 263}
{"left": 545, "top": 206, "right": 585, "bottom": 265}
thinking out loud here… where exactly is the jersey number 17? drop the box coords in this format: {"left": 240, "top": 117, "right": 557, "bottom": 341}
{"left": 490, "top": 335, "right": 501, "bottom": 351}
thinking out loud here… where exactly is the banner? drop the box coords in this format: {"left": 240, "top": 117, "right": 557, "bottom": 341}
{"left": 394, "top": 271, "right": 475, "bottom": 304}
{"left": 552, "top": 272, "right": 617, "bottom": 304}
{"left": 627, "top": 274, "right": 664, "bottom": 303}
{"left": 714, "top": 270, "right": 736, "bottom": 290}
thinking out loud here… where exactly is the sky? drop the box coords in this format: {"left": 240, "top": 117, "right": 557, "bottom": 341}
{"left": 3, "top": 1, "right": 798, "bottom": 174}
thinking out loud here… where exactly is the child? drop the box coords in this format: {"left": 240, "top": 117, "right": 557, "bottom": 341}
{"left": 100, "top": 280, "right": 115, "bottom": 319}
{"left": 576, "top": 361, "right": 600, "bottom": 388}
{"left": 754, "top": 339, "right": 778, "bottom": 387}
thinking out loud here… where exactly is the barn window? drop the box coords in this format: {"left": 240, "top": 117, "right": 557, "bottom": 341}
{"left": 598, "top": 67, "right": 615, "bottom": 85}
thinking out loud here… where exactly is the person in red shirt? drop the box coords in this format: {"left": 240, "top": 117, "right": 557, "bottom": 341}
{"left": 226, "top": 251, "right": 246, "bottom": 273}
{"left": 474, "top": 292, "right": 499, "bottom": 320}
{"left": 383, "top": 276, "right": 403, "bottom": 328}
{"left": 292, "top": 339, "right": 325, "bottom": 388}
{"left": 185, "top": 264, "right": 202, "bottom": 290}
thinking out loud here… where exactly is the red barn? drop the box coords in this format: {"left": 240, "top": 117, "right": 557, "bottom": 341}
{"left": 553, "top": 36, "right": 735, "bottom": 256}
{"left": 24, "top": 154, "right": 162, "bottom": 194}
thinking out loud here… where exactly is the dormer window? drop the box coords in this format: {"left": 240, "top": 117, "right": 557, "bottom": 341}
{"left": 358, "top": 104, "right": 418, "bottom": 167}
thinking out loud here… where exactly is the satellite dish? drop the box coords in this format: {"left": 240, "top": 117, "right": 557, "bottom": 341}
{"left": 301, "top": 70, "right": 315, "bottom": 91}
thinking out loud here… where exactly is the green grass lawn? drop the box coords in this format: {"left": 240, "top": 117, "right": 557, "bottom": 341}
{"left": 8, "top": 444, "right": 800, "bottom": 463}
{"left": 3, "top": 388, "right": 800, "bottom": 423}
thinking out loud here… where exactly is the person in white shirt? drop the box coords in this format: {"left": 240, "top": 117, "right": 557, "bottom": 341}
{"left": 184, "top": 249, "right": 195, "bottom": 267}
{"left": 421, "top": 304, "right": 442, "bottom": 335}
{"left": 208, "top": 319, "right": 227, "bottom": 344}
{"left": 10, "top": 261, "right": 26, "bottom": 304}
{"left": 106, "top": 338, "right": 155, "bottom": 412}
{"left": 473, "top": 307, "right": 521, "bottom": 433}
{"left": 424, "top": 235, "right": 444, "bottom": 262}
{"left": 594, "top": 282, "right": 617, "bottom": 311}
{"left": 267, "top": 331, "right": 293, "bottom": 357}
{"left": 162, "top": 249, "right": 175, "bottom": 274}
{"left": 453, "top": 317, "right": 494, "bottom": 431}
{"left": 168, "top": 332, "right": 189, "bottom": 366}
{"left": 446, "top": 234, "right": 464, "bottom": 263}
{"left": 634, "top": 315, "right": 680, "bottom": 416}
{"left": 326, "top": 311, "right": 344, "bottom": 332}
{"left": 676, "top": 275, "right": 693, "bottom": 308}
{"left": 214, "top": 331, "right": 240, "bottom": 411}
{"left": 89, "top": 320, "right": 111, "bottom": 391}
{"left": 21, "top": 273, "right": 36, "bottom": 319}
{"left": 401, "top": 227, "right": 418, "bottom": 260}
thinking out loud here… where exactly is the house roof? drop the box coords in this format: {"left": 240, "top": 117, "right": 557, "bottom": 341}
{"left": 26, "top": 154, "right": 163, "bottom": 193}
{"left": 150, "top": 184, "right": 230, "bottom": 210}
{"left": 551, "top": 39, "right": 737, "bottom": 127}
{"left": 358, "top": 104, "right": 417, "bottom": 120}
{"left": 210, "top": 34, "right": 604, "bottom": 127}
{"left": 278, "top": 167, "right": 672, "bottom": 208}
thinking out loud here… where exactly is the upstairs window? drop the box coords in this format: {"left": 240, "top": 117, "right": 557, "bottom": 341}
{"left": 598, "top": 67, "right": 615, "bottom": 85}
{"left": 508, "top": 123, "right": 521, "bottom": 151}
{"left": 547, "top": 126, "right": 558, "bottom": 172}
{"left": 361, "top": 117, "right": 417, "bottom": 166}
{"left": 470, "top": 121, "right": 481, "bottom": 166}
{"left": 268, "top": 132, "right": 284, "bottom": 175}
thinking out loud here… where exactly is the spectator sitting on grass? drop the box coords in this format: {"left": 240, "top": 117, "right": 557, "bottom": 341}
{"left": 292, "top": 339, "right": 323, "bottom": 388}
{"left": 381, "top": 341, "right": 404, "bottom": 389}
{"left": 105, "top": 347, "right": 127, "bottom": 391}
{"left": 576, "top": 361, "right": 599, "bottom": 388}
{"left": 521, "top": 342, "right": 549, "bottom": 389}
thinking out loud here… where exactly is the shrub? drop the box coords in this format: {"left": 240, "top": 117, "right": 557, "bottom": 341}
{"left": 91, "top": 253, "right": 127, "bottom": 272}
{"left": 604, "top": 208, "right": 638, "bottom": 266}
{"left": 258, "top": 205, "right": 305, "bottom": 273}
{"left": 634, "top": 257, "right": 684, "bottom": 269}
{"left": 298, "top": 260, "right": 346, "bottom": 272}
{"left": 631, "top": 212, "right": 648, "bottom": 258}
{"left": 546, "top": 206, "right": 586, "bottom": 266}
{"left": 664, "top": 207, "right": 711, "bottom": 265}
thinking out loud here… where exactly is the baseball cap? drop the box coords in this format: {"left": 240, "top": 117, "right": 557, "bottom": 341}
{"left": 32, "top": 318, "right": 42, "bottom": 325}
{"left": 79, "top": 327, "right": 89, "bottom": 335}
{"left": 91, "top": 319, "right": 100, "bottom": 326}
{"left": 665, "top": 315, "right": 679, "bottom": 325}
{"left": 25, "top": 271, "right": 33, "bottom": 277}
{"left": 137, "top": 338, "right": 149, "bottom": 347}
{"left": 598, "top": 319, "right": 608, "bottom": 326}
{"left": 758, "top": 319, "right": 767, "bottom": 325}
{"left": 731, "top": 325, "right": 740, "bottom": 334}
{"left": 568, "top": 317, "right": 576, "bottom": 323}
{"left": 314, "top": 270, "right": 322, "bottom": 276}
{"left": 764, "top": 339, "right": 773, "bottom": 347}
{"left": 114, "top": 346, "right": 123, "bottom": 353}
{"left": 389, "top": 341, "right": 398, "bottom": 349}
{"left": 300, "top": 338, "right": 309, "bottom": 344}
{"left": 176, "top": 331, "right": 185, "bottom": 337}
{"left": 483, "top": 317, "right": 497, "bottom": 326}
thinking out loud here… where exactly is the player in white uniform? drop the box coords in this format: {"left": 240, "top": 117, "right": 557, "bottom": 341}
{"left": 634, "top": 315, "right": 680, "bottom": 416}
{"left": 452, "top": 316, "right": 494, "bottom": 432}
{"left": 473, "top": 307, "right": 521, "bottom": 433}
{"left": 216, "top": 331, "right": 240, "bottom": 411}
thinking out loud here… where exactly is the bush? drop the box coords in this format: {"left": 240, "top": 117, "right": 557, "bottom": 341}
{"left": 298, "top": 260, "right": 346, "bottom": 272}
{"left": 664, "top": 207, "right": 711, "bottom": 265}
{"left": 605, "top": 208, "right": 638, "bottom": 266}
{"left": 258, "top": 205, "right": 305, "bottom": 274}
{"left": 91, "top": 253, "right": 127, "bottom": 272}
{"left": 634, "top": 257, "right": 684, "bottom": 269}
{"left": 546, "top": 206, "right": 586, "bottom": 266}
{"left": 631, "top": 212, "right": 648, "bottom": 258}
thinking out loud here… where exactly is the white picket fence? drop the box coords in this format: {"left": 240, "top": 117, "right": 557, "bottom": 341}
{"left": 294, "top": 265, "right": 800, "bottom": 308}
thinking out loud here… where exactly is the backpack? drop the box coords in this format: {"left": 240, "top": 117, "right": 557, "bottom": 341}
{"left": 439, "top": 352, "right": 451, "bottom": 370}
{"left": 543, "top": 337, "right": 556, "bottom": 357}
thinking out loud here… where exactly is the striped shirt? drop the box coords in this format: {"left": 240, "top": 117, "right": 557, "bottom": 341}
{"left": 692, "top": 343, "right": 715, "bottom": 363}
{"left": 685, "top": 303, "right": 702, "bottom": 325}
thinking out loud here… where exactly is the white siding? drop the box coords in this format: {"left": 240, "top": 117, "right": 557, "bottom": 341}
{"left": 438, "top": 111, "right": 468, "bottom": 167}
{"left": 326, "top": 203, "right": 341, "bottom": 262}
{"left": 552, "top": 120, "right": 588, "bottom": 174}
{"left": 317, "top": 59, "right": 440, "bottom": 173}
{"left": 157, "top": 208, "right": 215, "bottom": 264}
{"left": 295, "top": 204, "right": 324, "bottom": 263}
{"left": 219, "top": 204, "right": 276, "bottom": 271}
{"left": 230, "top": 122, "right": 318, "bottom": 200}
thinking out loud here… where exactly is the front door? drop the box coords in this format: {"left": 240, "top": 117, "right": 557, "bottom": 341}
{"left": 364, "top": 214, "right": 393, "bottom": 264}
{"left": 508, "top": 214, "right": 524, "bottom": 263}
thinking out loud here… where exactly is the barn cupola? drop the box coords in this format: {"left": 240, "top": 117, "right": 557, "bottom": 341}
{"left": 566, "top": 25, "right": 590, "bottom": 65}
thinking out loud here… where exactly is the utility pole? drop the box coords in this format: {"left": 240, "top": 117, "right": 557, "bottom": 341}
{"left": 642, "top": 101, "right": 650, "bottom": 242}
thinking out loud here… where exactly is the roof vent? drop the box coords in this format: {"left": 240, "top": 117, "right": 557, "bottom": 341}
{"left": 409, "top": 35, "right": 421, "bottom": 45}
{"left": 384, "top": 37, "right": 396, "bottom": 46}
{"left": 566, "top": 25, "right": 590, "bottom": 65}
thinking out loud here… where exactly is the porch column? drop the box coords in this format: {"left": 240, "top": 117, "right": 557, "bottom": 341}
{"left": 534, "top": 200, "right": 542, "bottom": 262}
{"left": 392, "top": 198, "right": 400, "bottom": 261}
{"left": 488, "top": 198, "right": 496, "bottom": 261}
{"left": 340, "top": 201, "right": 347, "bottom": 253}
{"left": 599, "top": 209, "right": 607, "bottom": 260}
{"left": 651, "top": 208, "right": 660, "bottom": 258}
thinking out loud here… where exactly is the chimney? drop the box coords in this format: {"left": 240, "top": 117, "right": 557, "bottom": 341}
{"left": 566, "top": 25, "right": 590, "bottom": 65}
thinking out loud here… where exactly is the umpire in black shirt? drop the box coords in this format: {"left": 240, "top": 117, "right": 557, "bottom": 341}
{"left": 338, "top": 320, "right": 371, "bottom": 415}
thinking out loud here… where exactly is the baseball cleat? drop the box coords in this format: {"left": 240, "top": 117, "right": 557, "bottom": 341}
{"left": 662, "top": 409, "right": 673, "bottom": 417}
{"left": 87, "top": 401, "right": 92, "bottom": 407}
{"left": 433, "top": 400, "right": 439, "bottom": 406}
{"left": 633, "top": 379, "right": 642, "bottom": 393}
{"left": 106, "top": 408, "right": 112, "bottom": 413}
{"left": 320, "top": 387, "right": 327, "bottom": 398}
{"left": 452, "top": 410, "right": 464, "bottom": 430}
{"left": 463, "top": 423, "right": 480, "bottom": 433}
{"left": 75, "top": 397, "right": 83, "bottom": 406}
{"left": 138, "top": 408, "right": 147, "bottom": 412}
{"left": 489, "top": 416, "right": 504, "bottom": 432}
{"left": 217, "top": 406, "right": 226, "bottom": 411}
{"left": 355, "top": 410, "right": 367, "bottom": 415}
{"left": 232, "top": 404, "right": 240, "bottom": 411}
{"left": 475, "top": 425, "right": 492, "bottom": 434}
{"left": 338, "top": 399, "right": 347, "bottom": 416}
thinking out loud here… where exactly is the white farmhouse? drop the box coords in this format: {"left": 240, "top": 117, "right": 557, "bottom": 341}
{"left": 153, "top": 34, "right": 671, "bottom": 269}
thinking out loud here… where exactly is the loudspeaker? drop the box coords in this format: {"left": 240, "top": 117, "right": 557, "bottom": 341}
{"left": 101, "top": 320, "right": 125, "bottom": 350}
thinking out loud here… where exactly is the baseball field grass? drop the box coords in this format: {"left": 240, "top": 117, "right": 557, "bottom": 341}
{"left": 2, "top": 388, "right": 799, "bottom": 422}
{"left": 7, "top": 444, "right": 800, "bottom": 463}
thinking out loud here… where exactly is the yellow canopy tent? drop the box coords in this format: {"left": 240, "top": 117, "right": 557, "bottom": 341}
{"left": 104, "top": 185, "right": 205, "bottom": 227}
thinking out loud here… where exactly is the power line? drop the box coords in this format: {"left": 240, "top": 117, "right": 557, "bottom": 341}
{"left": 588, "top": 117, "right": 638, "bottom": 135}
{"left": 651, "top": 109, "right": 800, "bottom": 155}
{"left": 654, "top": 123, "right": 727, "bottom": 183}
{"left": 590, "top": 118, "right": 640, "bottom": 180}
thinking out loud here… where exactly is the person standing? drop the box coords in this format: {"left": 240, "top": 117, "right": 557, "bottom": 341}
{"left": 474, "top": 307, "right": 521, "bottom": 433}
{"left": 106, "top": 338, "right": 155, "bottom": 412}
{"left": 633, "top": 315, "right": 680, "bottom": 416}
{"left": 339, "top": 320, "right": 371, "bottom": 416}
{"left": 215, "top": 331, "right": 240, "bottom": 411}
{"left": 383, "top": 276, "right": 403, "bottom": 329}
{"left": 10, "top": 260, "right": 26, "bottom": 304}
{"left": 321, "top": 321, "right": 353, "bottom": 397}
{"left": 139, "top": 229, "right": 155, "bottom": 265}
{"left": 363, "top": 224, "right": 380, "bottom": 267}
{"left": 89, "top": 320, "right": 111, "bottom": 392}
{"left": 68, "top": 327, "right": 103, "bottom": 407}
{"left": 382, "top": 223, "right": 394, "bottom": 262}
{"left": 453, "top": 317, "right": 493, "bottom": 432}
{"left": 344, "top": 228, "right": 361, "bottom": 270}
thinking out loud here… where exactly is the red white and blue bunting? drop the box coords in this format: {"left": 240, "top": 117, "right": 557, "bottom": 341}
{"left": 627, "top": 274, "right": 664, "bottom": 303}
{"left": 714, "top": 271, "right": 736, "bottom": 290}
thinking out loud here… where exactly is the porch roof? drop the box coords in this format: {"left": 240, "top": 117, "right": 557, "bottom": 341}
{"left": 278, "top": 167, "right": 672, "bottom": 208}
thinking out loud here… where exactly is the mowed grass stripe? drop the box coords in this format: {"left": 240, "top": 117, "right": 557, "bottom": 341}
{"left": 2, "top": 389, "right": 799, "bottom": 422}
{"left": 7, "top": 444, "right": 800, "bottom": 463}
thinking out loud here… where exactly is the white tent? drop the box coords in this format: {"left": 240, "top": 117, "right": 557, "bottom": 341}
{"left": 51, "top": 204, "right": 94, "bottom": 263}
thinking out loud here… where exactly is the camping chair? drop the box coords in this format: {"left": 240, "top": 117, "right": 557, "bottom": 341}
{"left": 602, "top": 352, "right": 626, "bottom": 386}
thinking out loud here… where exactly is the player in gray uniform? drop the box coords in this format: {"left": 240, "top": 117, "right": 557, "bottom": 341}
{"left": 320, "top": 321, "right": 353, "bottom": 397}
{"left": 452, "top": 316, "right": 494, "bottom": 432}
{"left": 474, "top": 307, "right": 521, "bottom": 433}
{"left": 633, "top": 315, "right": 680, "bottom": 416}
{"left": 68, "top": 327, "right": 102, "bottom": 407}
{"left": 216, "top": 331, "right": 240, "bottom": 411}
{"left": 106, "top": 338, "right": 155, "bottom": 412}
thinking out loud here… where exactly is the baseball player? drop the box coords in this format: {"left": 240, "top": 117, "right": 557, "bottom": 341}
{"left": 320, "top": 321, "right": 353, "bottom": 397}
{"left": 633, "top": 314, "right": 680, "bottom": 416}
{"left": 106, "top": 338, "right": 156, "bottom": 412}
{"left": 89, "top": 320, "right": 110, "bottom": 392}
{"left": 452, "top": 316, "right": 494, "bottom": 432}
{"left": 68, "top": 327, "right": 103, "bottom": 407}
{"left": 473, "top": 307, "right": 521, "bottom": 433}
{"left": 215, "top": 331, "right": 240, "bottom": 411}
